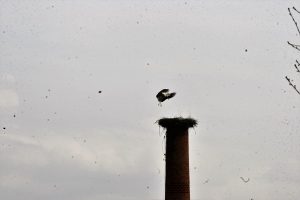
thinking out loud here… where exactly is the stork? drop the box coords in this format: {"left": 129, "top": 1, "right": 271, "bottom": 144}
{"left": 156, "top": 89, "right": 176, "bottom": 106}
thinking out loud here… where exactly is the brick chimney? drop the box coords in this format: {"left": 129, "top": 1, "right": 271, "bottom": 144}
{"left": 158, "top": 117, "right": 197, "bottom": 200}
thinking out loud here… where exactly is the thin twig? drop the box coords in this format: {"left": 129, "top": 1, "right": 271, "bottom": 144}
{"left": 294, "top": 60, "right": 300, "bottom": 72}
{"left": 293, "top": 6, "right": 300, "bottom": 14}
{"left": 287, "top": 41, "right": 300, "bottom": 51}
{"left": 287, "top": 7, "right": 300, "bottom": 96}
{"left": 288, "top": 7, "right": 300, "bottom": 36}
{"left": 294, "top": 64, "right": 300, "bottom": 72}
{"left": 285, "top": 76, "right": 300, "bottom": 95}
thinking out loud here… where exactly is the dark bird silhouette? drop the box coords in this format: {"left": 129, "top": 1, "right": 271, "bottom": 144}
{"left": 156, "top": 89, "right": 176, "bottom": 106}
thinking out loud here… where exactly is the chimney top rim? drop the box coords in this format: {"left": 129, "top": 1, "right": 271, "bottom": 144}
{"left": 157, "top": 117, "right": 197, "bottom": 130}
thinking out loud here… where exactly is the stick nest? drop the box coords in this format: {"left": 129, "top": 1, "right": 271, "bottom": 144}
{"left": 158, "top": 117, "right": 197, "bottom": 130}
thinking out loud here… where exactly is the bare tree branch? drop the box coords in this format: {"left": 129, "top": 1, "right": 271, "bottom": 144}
{"left": 293, "top": 6, "right": 300, "bottom": 14}
{"left": 286, "top": 7, "right": 300, "bottom": 96}
{"left": 288, "top": 7, "right": 300, "bottom": 36}
{"left": 293, "top": 60, "right": 300, "bottom": 72}
{"left": 287, "top": 41, "right": 300, "bottom": 51}
{"left": 294, "top": 64, "right": 300, "bottom": 72}
{"left": 285, "top": 76, "right": 300, "bottom": 95}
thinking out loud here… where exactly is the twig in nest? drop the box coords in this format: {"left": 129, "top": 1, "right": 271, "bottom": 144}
{"left": 285, "top": 76, "right": 300, "bottom": 95}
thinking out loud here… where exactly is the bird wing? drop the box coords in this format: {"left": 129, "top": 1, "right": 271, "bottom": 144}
{"left": 166, "top": 92, "right": 176, "bottom": 99}
{"left": 159, "top": 89, "right": 169, "bottom": 94}
{"left": 156, "top": 89, "right": 169, "bottom": 98}
{"left": 156, "top": 89, "right": 176, "bottom": 103}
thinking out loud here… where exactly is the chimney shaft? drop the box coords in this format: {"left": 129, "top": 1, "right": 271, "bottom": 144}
{"left": 165, "top": 128, "right": 190, "bottom": 200}
{"left": 158, "top": 117, "right": 197, "bottom": 200}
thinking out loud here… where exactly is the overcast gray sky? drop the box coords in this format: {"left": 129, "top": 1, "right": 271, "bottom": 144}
{"left": 1, "top": 0, "right": 300, "bottom": 200}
